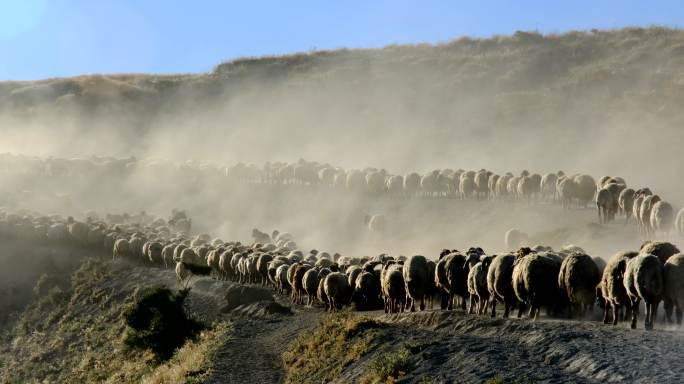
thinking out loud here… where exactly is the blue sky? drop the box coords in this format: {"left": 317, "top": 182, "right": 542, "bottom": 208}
{"left": 1, "top": 0, "right": 683, "bottom": 80}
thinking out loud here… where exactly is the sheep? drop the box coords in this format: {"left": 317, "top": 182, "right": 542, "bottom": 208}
{"left": 366, "top": 171, "right": 386, "bottom": 196}
{"left": 353, "top": 271, "right": 382, "bottom": 310}
{"left": 639, "top": 241, "right": 680, "bottom": 265}
{"left": 487, "top": 174, "right": 500, "bottom": 200}
{"left": 113, "top": 238, "right": 130, "bottom": 260}
{"left": 558, "top": 253, "right": 600, "bottom": 319}
{"left": 403, "top": 255, "right": 429, "bottom": 312}
{"left": 487, "top": 253, "right": 517, "bottom": 318}
{"left": 601, "top": 251, "right": 638, "bottom": 325}
{"left": 558, "top": 177, "right": 577, "bottom": 209}
{"left": 434, "top": 253, "right": 453, "bottom": 310}
{"left": 175, "top": 261, "right": 189, "bottom": 285}
{"left": 474, "top": 171, "right": 490, "bottom": 199}
{"left": 293, "top": 264, "right": 311, "bottom": 305}
{"left": 382, "top": 263, "right": 406, "bottom": 313}
{"left": 386, "top": 175, "right": 404, "bottom": 197}
{"left": 618, "top": 188, "right": 636, "bottom": 223}
{"left": 67, "top": 220, "right": 89, "bottom": 245}
{"left": 160, "top": 243, "right": 176, "bottom": 268}
{"left": 573, "top": 174, "right": 597, "bottom": 207}
{"left": 302, "top": 268, "right": 321, "bottom": 306}
{"left": 147, "top": 241, "right": 164, "bottom": 266}
{"left": 596, "top": 187, "right": 616, "bottom": 223}
{"left": 540, "top": 173, "right": 558, "bottom": 201}
{"left": 218, "top": 249, "right": 233, "bottom": 280}
{"left": 460, "top": 174, "right": 476, "bottom": 199}
{"left": 346, "top": 265, "right": 363, "bottom": 289}
{"left": 650, "top": 201, "right": 675, "bottom": 237}
{"left": 517, "top": 176, "right": 537, "bottom": 203}
{"left": 506, "top": 176, "right": 520, "bottom": 200}
{"left": 633, "top": 195, "right": 645, "bottom": 229}
{"left": 623, "top": 254, "right": 663, "bottom": 330}
{"left": 504, "top": 229, "right": 528, "bottom": 250}
{"left": 256, "top": 253, "right": 274, "bottom": 286}
{"left": 677, "top": 208, "right": 684, "bottom": 238}
{"left": 323, "top": 272, "right": 351, "bottom": 312}
{"left": 496, "top": 174, "right": 512, "bottom": 199}
{"left": 445, "top": 252, "right": 470, "bottom": 311}
{"left": 364, "top": 214, "right": 386, "bottom": 234}
{"left": 467, "top": 255, "right": 493, "bottom": 315}
{"left": 639, "top": 195, "right": 661, "bottom": 235}
{"left": 512, "top": 253, "right": 564, "bottom": 320}
{"left": 316, "top": 268, "right": 332, "bottom": 308}
{"left": 403, "top": 172, "right": 421, "bottom": 198}
{"left": 276, "top": 264, "right": 292, "bottom": 295}
{"left": 664, "top": 253, "right": 684, "bottom": 325}
{"left": 346, "top": 170, "right": 366, "bottom": 193}
{"left": 173, "top": 244, "right": 188, "bottom": 263}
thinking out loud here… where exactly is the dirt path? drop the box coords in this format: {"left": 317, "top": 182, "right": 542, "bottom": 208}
{"left": 204, "top": 309, "right": 321, "bottom": 384}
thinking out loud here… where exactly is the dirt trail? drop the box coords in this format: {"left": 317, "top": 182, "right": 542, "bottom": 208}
{"left": 157, "top": 268, "right": 684, "bottom": 384}
{"left": 204, "top": 310, "right": 320, "bottom": 384}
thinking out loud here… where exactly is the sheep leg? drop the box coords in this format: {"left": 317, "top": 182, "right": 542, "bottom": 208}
{"left": 468, "top": 296, "right": 475, "bottom": 314}
{"left": 491, "top": 299, "right": 498, "bottom": 318}
{"left": 676, "top": 308, "right": 683, "bottom": 326}
{"left": 650, "top": 302, "right": 659, "bottom": 330}
{"left": 461, "top": 296, "right": 467, "bottom": 310}
{"left": 603, "top": 302, "right": 610, "bottom": 324}
{"left": 664, "top": 299, "right": 673, "bottom": 324}
{"left": 504, "top": 301, "right": 513, "bottom": 319}
{"left": 517, "top": 303, "right": 525, "bottom": 319}
{"left": 645, "top": 303, "right": 653, "bottom": 330}
{"left": 612, "top": 302, "right": 620, "bottom": 325}
{"left": 630, "top": 299, "right": 639, "bottom": 329}
{"left": 420, "top": 298, "right": 425, "bottom": 311}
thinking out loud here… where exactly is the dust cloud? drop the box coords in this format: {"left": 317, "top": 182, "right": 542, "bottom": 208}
{"left": 1, "top": 28, "right": 683, "bottom": 258}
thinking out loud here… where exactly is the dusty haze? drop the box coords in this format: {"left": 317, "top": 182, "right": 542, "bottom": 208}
{"left": 1, "top": 27, "right": 683, "bottom": 257}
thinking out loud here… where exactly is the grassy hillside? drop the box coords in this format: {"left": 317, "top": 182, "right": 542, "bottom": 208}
{"left": 2, "top": 26, "right": 683, "bottom": 196}
{"left": 0, "top": 259, "right": 230, "bottom": 384}
{"left": 4, "top": 27, "right": 684, "bottom": 116}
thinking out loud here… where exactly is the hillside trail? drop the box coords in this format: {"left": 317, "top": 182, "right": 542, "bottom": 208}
{"left": 142, "top": 266, "right": 684, "bottom": 384}
{"left": 203, "top": 308, "right": 321, "bottom": 384}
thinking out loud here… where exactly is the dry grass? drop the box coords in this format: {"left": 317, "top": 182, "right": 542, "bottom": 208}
{"left": 142, "top": 321, "right": 231, "bottom": 384}
{"left": 0, "top": 259, "right": 228, "bottom": 384}
{"left": 0, "top": 259, "right": 155, "bottom": 383}
{"left": 282, "top": 313, "right": 382, "bottom": 384}
{"left": 360, "top": 345, "right": 414, "bottom": 384}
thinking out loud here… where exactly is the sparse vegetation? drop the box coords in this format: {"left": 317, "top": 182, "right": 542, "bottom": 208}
{"left": 360, "top": 344, "right": 415, "bottom": 384}
{"left": 0, "top": 258, "right": 221, "bottom": 383}
{"left": 282, "top": 313, "right": 382, "bottom": 383}
{"left": 142, "top": 321, "right": 231, "bottom": 384}
{"left": 485, "top": 374, "right": 505, "bottom": 384}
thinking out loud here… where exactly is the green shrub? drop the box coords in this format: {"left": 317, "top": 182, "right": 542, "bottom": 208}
{"left": 368, "top": 345, "right": 413, "bottom": 382}
{"left": 122, "top": 286, "right": 203, "bottom": 361}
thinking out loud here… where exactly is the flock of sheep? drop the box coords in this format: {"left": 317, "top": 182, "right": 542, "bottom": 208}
{"left": 2, "top": 200, "right": 684, "bottom": 331}
{"left": 2, "top": 153, "right": 684, "bottom": 237}
{"left": 3, "top": 152, "right": 684, "bottom": 331}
